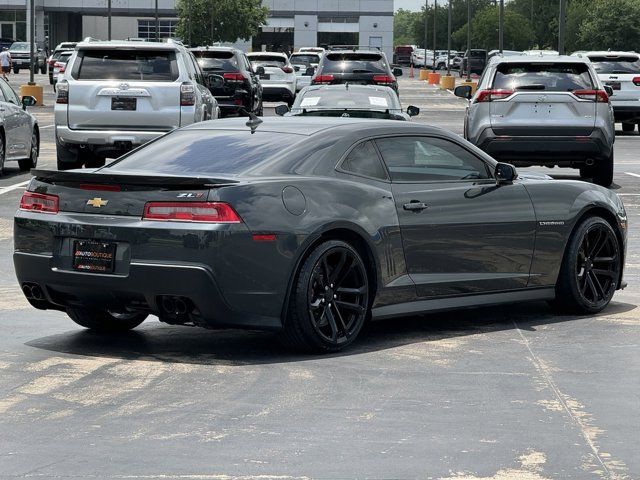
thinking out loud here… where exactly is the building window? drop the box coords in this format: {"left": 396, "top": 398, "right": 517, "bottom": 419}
{"left": 137, "top": 19, "right": 178, "bottom": 40}
{"left": 317, "top": 16, "right": 359, "bottom": 24}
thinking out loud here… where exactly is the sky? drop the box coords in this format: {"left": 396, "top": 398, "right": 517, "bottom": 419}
{"left": 395, "top": 0, "right": 427, "bottom": 11}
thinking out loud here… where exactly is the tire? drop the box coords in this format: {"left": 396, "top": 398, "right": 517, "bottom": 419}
{"left": 280, "top": 240, "right": 370, "bottom": 353}
{"left": 0, "top": 130, "right": 5, "bottom": 177}
{"left": 83, "top": 149, "right": 106, "bottom": 169}
{"left": 49, "top": 74, "right": 53, "bottom": 85}
{"left": 592, "top": 152, "right": 614, "bottom": 187}
{"left": 40, "top": 65, "right": 46, "bottom": 75}
{"left": 67, "top": 307, "right": 147, "bottom": 332}
{"left": 12, "top": 66, "right": 18, "bottom": 74}
{"left": 552, "top": 216, "right": 621, "bottom": 314}
{"left": 18, "top": 128, "right": 39, "bottom": 171}
{"left": 622, "top": 122, "right": 635, "bottom": 133}
{"left": 579, "top": 166, "right": 593, "bottom": 179}
{"left": 256, "top": 100, "right": 264, "bottom": 116}
{"left": 56, "top": 140, "right": 82, "bottom": 170}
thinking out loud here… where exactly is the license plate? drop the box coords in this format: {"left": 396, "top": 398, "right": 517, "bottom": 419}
{"left": 111, "top": 97, "right": 137, "bottom": 111}
{"left": 260, "top": 74, "right": 270, "bottom": 80}
{"left": 73, "top": 241, "right": 116, "bottom": 273}
{"left": 606, "top": 82, "right": 621, "bottom": 90}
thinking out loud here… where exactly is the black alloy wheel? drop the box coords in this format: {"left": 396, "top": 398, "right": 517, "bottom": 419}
{"left": 281, "top": 240, "right": 370, "bottom": 352}
{"left": 0, "top": 131, "right": 5, "bottom": 176}
{"left": 553, "top": 216, "right": 620, "bottom": 314}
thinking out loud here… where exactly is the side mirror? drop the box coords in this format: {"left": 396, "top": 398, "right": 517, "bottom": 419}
{"left": 393, "top": 67, "right": 403, "bottom": 77}
{"left": 604, "top": 85, "right": 614, "bottom": 97}
{"left": 304, "top": 67, "right": 315, "bottom": 76}
{"left": 293, "top": 65, "right": 300, "bottom": 72}
{"left": 21, "top": 95, "right": 36, "bottom": 109}
{"left": 454, "top": 85, "right": 473, "bottom": 100}
{"left": 406, "top": 105, "right": 420, "bottom": 117}
{"left": 275, "top": 104, "right": 290, "bottom": 116}
{"left": 495, "top": 162, "right": 517, "bottom": 184}
{"left": 256, "top": 66, "right": 265, "bottom": 75}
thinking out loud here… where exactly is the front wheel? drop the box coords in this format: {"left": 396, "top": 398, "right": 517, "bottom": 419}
{"left": 280, "top": 240, "right": 370, "bottom": 352}
{"left": 552, "top": 216, "right": 621, "bottom": 314}
{"left": 592, "top": 152, "right": 614, "bottom": 187}
{"left": 67, "top": 307, "right": 147, "bottom": 332}
{"left": 18, "top": 128, "right": 38, "bottom": 171}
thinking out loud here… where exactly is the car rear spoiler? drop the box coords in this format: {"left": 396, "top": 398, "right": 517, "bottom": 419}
{"left": 30, "top": 169, "right": 239, "bottom": 188}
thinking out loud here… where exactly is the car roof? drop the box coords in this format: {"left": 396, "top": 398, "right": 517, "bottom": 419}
{"left": 490, "top": 54, "right": 589, "bottom": 64}
{"left": 577, "top": 51, "right": 639, "bottom": 58}
{"left": 76, "top": 40, "right": 180, "bottom": 50}
{"left": 326, "top": 50, "right": 383, "bottom": 56}
{"left": 246, "top": 51, "right": 287, "bottom": 57}
{"left": 300, "top": 84, "right": 395, "bottom": 95}
{"left": 184, "top": 116, "right": 439, "bottom": 136}
{"left": 190, "top": 46, "right": 237, "bottom": 53}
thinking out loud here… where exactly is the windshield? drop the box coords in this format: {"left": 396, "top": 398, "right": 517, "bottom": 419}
{"left": 493, "top": 62, "right": 593, "bottom": 91}
{"left": 588, "top": 56, "right": 640, "bottom": 74}
{"left": 10, "top": 42, "right": 29, "bottom": 51}
{"left": 71, "top": 49, "right": 179, "bottom": 81}
{"left": 289, "top": 54, "right": 321, "bottom": 66}
{"left": 106, "top": 130, "right": 305, "bottom": 176}
{"left": 248, "top": 55, "right": 287, "bottom": 68}
{"left": 293, "top": 88, "right": 399, "bottom": 111}
{"left": 322, "top": 53, "right": 388, "bottom": 74}
{"left": 192, "top": 50, "right": 238, "bottom": 71}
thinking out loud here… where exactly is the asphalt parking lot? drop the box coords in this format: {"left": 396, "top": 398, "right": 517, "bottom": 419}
{"left": 0, "top": 70, "right": 638, "bottom": 479}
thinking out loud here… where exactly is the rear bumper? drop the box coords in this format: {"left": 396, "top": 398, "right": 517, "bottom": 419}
{"left": 262, "top": 85, "right": 296, "bottom": 102}
{"left": 611, "top": 104, "right": 640, "bottom": 123}
{"left": 476, "top": 128, "right": 613, "bottom": 166}
{"left": 56, "top": 125, "right": 171, "bottom": 156}
{"left": 14, "top": 252, "right": 282, "bottom": 330}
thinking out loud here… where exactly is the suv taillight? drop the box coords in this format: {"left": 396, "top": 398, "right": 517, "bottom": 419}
{"left": 180, "top": 82, "right": 196, "bottom": 106}
{"left": 142, "top": 202, "right": 242, "bottom": 223}
{"left": 311, "top": 74, "right": 334, "bottom": 85}
{"left": 632, "top": 76, "right": 640, "bottom": 86}
{"left": 373, "top": 75, "right": 395, "bottom": 85}
{"left": 474, "top": 89, "right": 514, "bottom": 103}
{"left": 223, "top": 72, "right": 246, "bottom": 83}
{"left": 19, "top": 192, "right": 59, "bottom": 214}
{"left": 573, "top": 89, "right": 609, "bottom": 103}
{"left": 56, "top": 80, "right": 68, "bottom": 104}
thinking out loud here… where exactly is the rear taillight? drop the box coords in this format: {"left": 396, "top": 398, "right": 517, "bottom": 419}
{"left": 373, "top": 75, "right": 395, "bottom": 85}
{"left": 281, "top": 66, "right": 294, "bottom": 73}
{"left": 573, "top": 89, "right": 609, "bottom": 103}
{"left": 56, "top": 80, "right": 68, "bottom": 104}
{"left": 180, "top": 82, "right": 196, "bottom": 106}
{"left": 54, "top": 62, "right": 65, "bottom": 73}
{"left": 223, "top": 72, "right": 245, "bottom": 83}
{"left": 142, "top": 202, "right": 242, "bottom": 223}
{"left": 474, "top": 89, "right": 514, "bottom": 103}
{"left": 632, "top": 76, "right": 640, "bottom": 86}
{"left": 312, "top": 74, "right": 334, "bottom": 85}
{"left": 19, "top": 192, "right": 59, "bottom": 214}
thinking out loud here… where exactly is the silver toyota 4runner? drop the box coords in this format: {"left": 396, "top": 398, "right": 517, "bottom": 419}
{"left": 55, "top": 39, "right": 218, "bottom": 170}
{"left": 455, "top": 55, "right": 616, "bottom": 187}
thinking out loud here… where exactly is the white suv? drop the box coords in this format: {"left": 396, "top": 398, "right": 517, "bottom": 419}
{"left": 577, "top": 51, "right": 640, "bottom": 132}
{"left": 247, "top": 52, "right": 297, "bottom": 106}
{"left": 55, "top": 39, "right": 218, "bottom": 170}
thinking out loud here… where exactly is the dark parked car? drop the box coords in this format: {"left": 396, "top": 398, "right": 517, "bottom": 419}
{"left": 312, "top": 50, "right": 403, "bottom": 94}
{"left": 277, "top": 84, "right": 419, "bottom": 120}
{"left": 393, "top": 45, "right": 414, "bottom": 65}
{"left": 460, "top": 49, "right": 488, "bottom": 76}
{"left": 191, "top": 46, "right": 263, "bottom": 116}
{"left": 15, "top": 118, "right": 626, "bottom": 352}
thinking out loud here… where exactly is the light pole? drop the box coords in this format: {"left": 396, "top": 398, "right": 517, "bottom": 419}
{"left": 432, "top": 0, "right": 437, "bottom": 72}
{"left": 107, "top": 0, "right": 111, "bottom": 40}
{"left": 155, "top": 0, "right": 159, "bottom": 41}
{"left": 423, "top": 0, "right": 428, "bottom": 69}
{"left": 499, "top": 0, "right": 504, "bottom": 53}
{"left": 558, "top": 0, "right": 566, "bottom": 54}
{"left": 446, "top": 0, "right": 452, "bottom": 75}
{"left": 466, "top": 0, "right": 471, "bottom": 82}
{"left": 29, "top": 0, "right": 34, "bottom": 84}
{"left": 187, "top": 0, "right": 192, "bottom": 47}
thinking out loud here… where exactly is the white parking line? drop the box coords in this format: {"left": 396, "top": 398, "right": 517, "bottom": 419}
{"left": 0, "top": 180, "right": 29, "bottom": 195}
{"left": 625, "top": 172, "right": 640, "bottom": 178}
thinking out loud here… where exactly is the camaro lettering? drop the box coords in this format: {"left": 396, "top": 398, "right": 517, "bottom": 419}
{"left": 539, "top": 221, "right": 565, "bottom": 226}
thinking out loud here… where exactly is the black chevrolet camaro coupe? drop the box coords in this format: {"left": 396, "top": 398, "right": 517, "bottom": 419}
{"left": 14, "top": 118, "right": 627, "bottom": 352}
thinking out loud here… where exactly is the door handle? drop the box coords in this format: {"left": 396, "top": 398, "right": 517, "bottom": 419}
{"left": 403, "top": 201, "right": 428, "bottom": 211}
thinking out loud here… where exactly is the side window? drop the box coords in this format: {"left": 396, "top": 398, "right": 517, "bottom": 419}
{"left": 182, "top": 52, "right": 195, "bottom": 80}
{"left": 0, "top": 80, "right": 17, "bottom": 104}
{"left": 341, "top": 141, "right": 388, "bottom": 180}
{"left": 375, "top": 136, "right": 490, "bottom": 182}
{"left": 241, "top": 54, "right": 252, "bottom": 73}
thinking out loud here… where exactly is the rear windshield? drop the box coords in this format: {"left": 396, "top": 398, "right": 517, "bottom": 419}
{"left": 395, "top": 47, "right": 413, "bottom": 53}
{"left": 71, "top": 49, "right": 179, "bottom": 81}
{"left": 192, "top": 50, "right": 238, "bottom": 71}
{"left": 289, "top": 54, "right": 321, "bottom": 66}
{"left": 493, "top": 62, "right": 593, "bottom": 91}
{"left": 587, "top": 55, "right": 640, "bottom": 74}
{"left": 106, "top": 130, "right": 303, "bottom": 176}
{"left": 248, "top": 55, "right": 287, "bottom": 67}
{"left": 322, "top": 53, "right": 388, "bottom": 74}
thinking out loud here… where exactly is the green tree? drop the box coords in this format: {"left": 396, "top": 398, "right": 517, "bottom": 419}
{"left": 394, "top": 8, "right": 422, "bottom": 46}
{"left": 175, "top": 0, "right": 268, "bottom": 46}
{"left": 508, "top": 0, "right": 559, "bottom": 49}
{"left": 452, "top": 4, "right": 534, "bottom": 51}
{"left": 574, "top": 0, "right": 640, "bottom": 51}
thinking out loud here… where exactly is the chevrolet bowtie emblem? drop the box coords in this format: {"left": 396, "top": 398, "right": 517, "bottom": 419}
{"left": 87, "top": 197, "right": 108, "bottom": 208}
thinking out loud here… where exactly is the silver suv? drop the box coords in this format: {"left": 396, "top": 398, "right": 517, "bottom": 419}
{"left": 456, "top": 55, "right": 615, "bottom": 187}
{"left": 576, "top": 51, "right": 640, "bottom": 133}
{"left": 55, "top": 39, "right": 218, "bottom": 170}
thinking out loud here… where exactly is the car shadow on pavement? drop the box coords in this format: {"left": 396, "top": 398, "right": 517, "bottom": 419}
{"left": 26, "top": 300, "right": 637, "bottom": 366}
